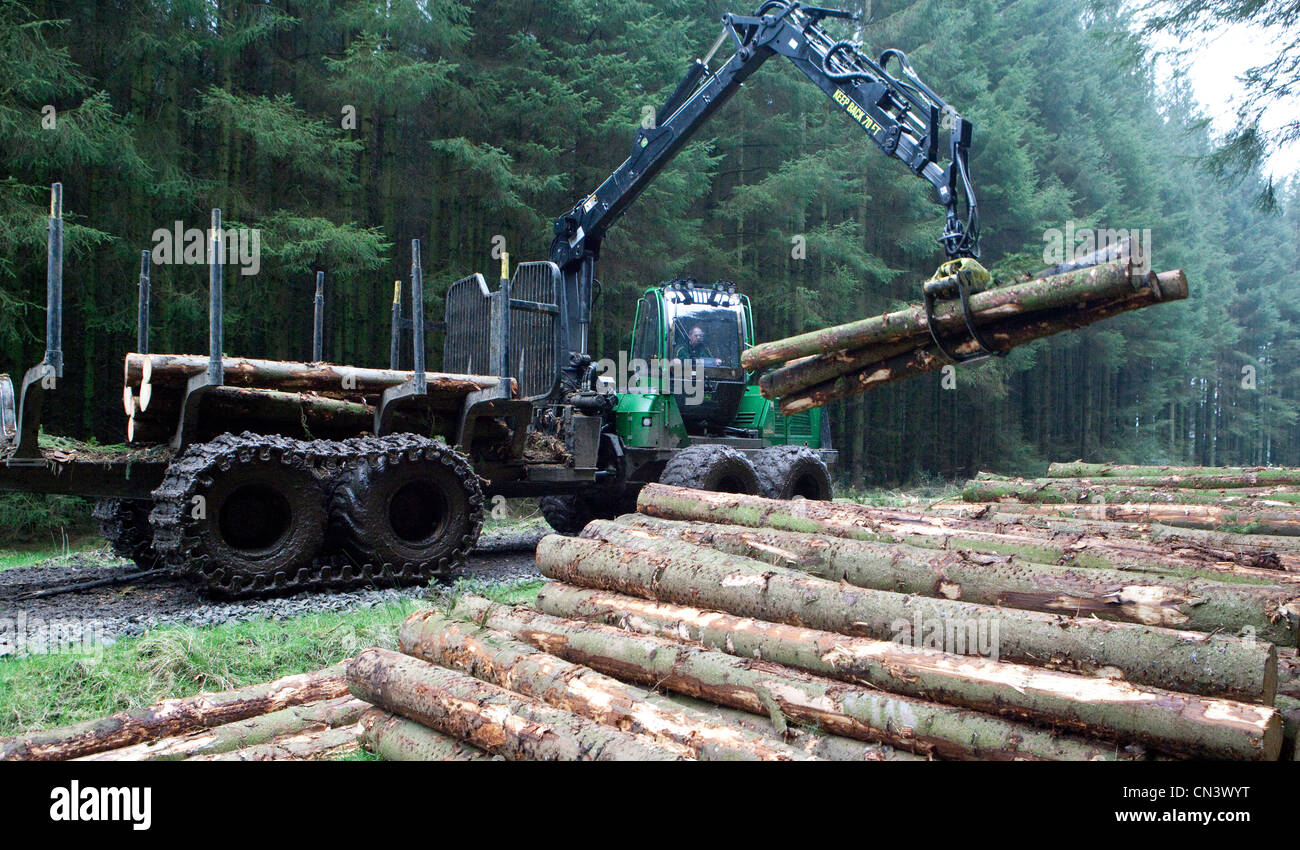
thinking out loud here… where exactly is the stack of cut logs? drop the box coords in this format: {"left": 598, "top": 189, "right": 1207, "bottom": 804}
{"left": 0, "top": 665, "right": 367, "bottom": 761}
{"left": 741, "top": 254, "right": 1187, "bottom": 414}
{"left": 346, "top": 482, "right": 1299, "bottom": 761}
{"left": 956, "top": 462, "right": 1300, "bottom": 536}
{"left": 121, "top": 353, "right": 509, "bottom": 444}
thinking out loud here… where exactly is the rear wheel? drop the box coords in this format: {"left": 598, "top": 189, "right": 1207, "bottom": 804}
{"left": 329, "top": 435, "right": 484, "bottom": 584}
{"left": 541, "top": 490, "right": 640, "bottom": 536}
{"left": 150, "top": 433, "right": 330, "bottom": 597}
{"left": 658, "top": 445, "right": 761, "bottom": 495}
{"left": 93, "top": 498, "right": 161, "bottom": 568}
{"left": 753, "top": 445, "right": 834, "bottom": 501}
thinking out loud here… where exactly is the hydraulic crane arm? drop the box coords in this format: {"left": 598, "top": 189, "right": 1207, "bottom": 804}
{"left": 549, "top": 0, "right": 979, "bottom": 377}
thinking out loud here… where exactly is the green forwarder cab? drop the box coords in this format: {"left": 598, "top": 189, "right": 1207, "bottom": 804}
{"left": 539, "top": 278, "right": 837, "bottom": 533}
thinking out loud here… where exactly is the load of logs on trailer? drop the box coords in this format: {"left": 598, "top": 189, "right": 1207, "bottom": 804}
{"left": 5, "top": 473, "right": 1297, "bottom": 761}
{"left": 742, "top": 244, "right": 1188, "bottom": 414}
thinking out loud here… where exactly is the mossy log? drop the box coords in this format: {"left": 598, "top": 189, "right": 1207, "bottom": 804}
{"left": 963, "top": 478, "right": 1300, "bottom": 507}
{"left": 346, "top": 648, "right": 686, "bottom": 761}
{"left": 743, "top": 257, "right": 1147, "bottom": 373}
{"left": 537, "top": 529, "right": 1276, "bottom": 702}
{"left": 187, "top": 725, "right": 359, "bottom": 761}
{"left": 945, "top": 499, "right": 1300, "bottom": 537}
{"left": 358, "top": 709, "right": 497, "bottom": 761}
{"left": 778, "top": 270, "right": 1187, "bottom": 413}
{"left": 452, "top": 596, "right": 1138, "bottom": 761}
{"left": 593, "top": 518, "right": 1300, "bottom": 645}
{"left": 1048, "top": 462, "right": 1300, "bottom": 484}
{"left": 534, "top": 582, "right": 1281, "bottom": 760}
{"left": 637, "top": 484, "right": 1300, "bottom": 584}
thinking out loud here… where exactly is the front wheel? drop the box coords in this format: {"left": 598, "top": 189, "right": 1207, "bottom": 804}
{"left": 658, "top": 445, "right": 761, "bottom": 495}
{"left": 753, "top": 445, "right": 834, "bottom": 501}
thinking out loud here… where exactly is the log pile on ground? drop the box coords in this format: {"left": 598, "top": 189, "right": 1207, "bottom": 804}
{"left": 956, "top": 463, "right": 1300, "bottom": 537}
{"left": 0, "top": 665, "right": 366, "bottom": 762}
{"left": 741, "top": 255, "right": 1188, "bottom": 414}
{"left": 121, "top": 353, "right": 511, "bottom": 444}
{"left": 331, "top": 481, "right": 1299, "bottom": 760}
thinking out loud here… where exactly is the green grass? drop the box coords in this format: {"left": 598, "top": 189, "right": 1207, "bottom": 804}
{"left": 838, "top": 481, "right": 963, "bottom": 507}
{"left": 0, "top": 576, "right": 545, "bottom": 741}
{"left": 0, "top": 535, "right": 106, "bottom": 572}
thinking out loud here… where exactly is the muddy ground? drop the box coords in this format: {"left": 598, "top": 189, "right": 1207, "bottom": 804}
{"left": 0, "top": 527, "right": 546, "bottom": 656}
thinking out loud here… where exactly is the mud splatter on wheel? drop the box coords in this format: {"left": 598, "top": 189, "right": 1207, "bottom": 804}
{"left": 658, "top": 445, "right": 760, "bottom": 494}
{"left": 92, "top": 498, "right": 161, "bottom": 568}
{"left": 329, "top": 435, "right": 484, "bottom": 586}
{"left": 149, "top": 432, "right": 331, "bottom": 597}
{"left": 753, "top": 445, "right": 833, "bottom": 500}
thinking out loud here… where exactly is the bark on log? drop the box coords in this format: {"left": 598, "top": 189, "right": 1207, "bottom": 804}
{"left": 939, "top": 500, "right": 1300, "bottom": 536}
{"left": 451, "top": 596, "right": 1141, "bottom": 761}
{"left": 75, "top": 696, "right": 368, "bottom": 761}
{"left": 346, "top": 648, "right": 686, "bottom": 761}
{"left": 743, "top": 257, "right": 1147, "bottom": 373}
{"left": 593, "top": 518, "right": 1300, "bottom": 645}
{"left": 654, "top": 693, "right": 923, "bottom": 761}
{"left": 187, "top": 725, "right": 360, "bottom": 761}
{"left": 963, "top": 478, "right": 1300, "bottom": 507}
{"left": 125, "top": 353, "right": 506, "bottom": 396}
{"left": 1048, "top": 462, "right": 1300, "bottom": 484}
{"left": 359, "top": 709, "right": 497, "bottom": 761}
{"left": 399, "top": 611, "right": 816, "bottom": 760}
{"left": 926, "top": 502, "right": 1300, "bottom": 568}
{"left": 778, "top": 270, "right": 1187, "bottom": 412}
{"left": 637, "top": 484, "right": 1300, "bottom": 584}
{"left": 537, "top": 530, "right": 1276, "bottom": 702}
{"left": 0, "top": 663, "right": 350, "bottom": 761}
{"left": 1280, "top": 650, "right": 1300, "bottom": 701}
{"left": 533, "top": 582, "right": 1282, "bottom": 759}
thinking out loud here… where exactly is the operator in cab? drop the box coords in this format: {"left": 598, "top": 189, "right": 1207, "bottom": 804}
{"left": 674, "top": 325, "right": 714, "bottom": 363}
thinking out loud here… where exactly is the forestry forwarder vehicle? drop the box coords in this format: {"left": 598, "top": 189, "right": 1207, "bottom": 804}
{"left": 0, "top": 1, "right": 979, "bottom": 597}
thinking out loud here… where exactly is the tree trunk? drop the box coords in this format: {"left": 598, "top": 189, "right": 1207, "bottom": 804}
{"left": 187, "top": 726, "right": 359, "bottom": 761}
{"left": 939, "top": 500, "right": 1300, "bottom": 536}
{"left": 637, "top": 484, "right": 1300, "bottom": 582}
{"left": 358, "top": 709, "right": 497, "bottom": 761}
{"left": 590, "top": 518, "right": 1300, "bottom": 645}
{"left": 533, "top": 583, "right": 1282, "bottom": 760}
{"left": 963, "top": 478, "right": 1300, "bottom": 507}
{"left": 536, "top": 531, "right": 1276, "bottom": 702}
{"left": 778, "top": 270, "right": 1187, "bottom": 413}
{"left": 0, "top": 664, "right": 350, "bottom": 762}
{"left": 1048, "top": 462, "right": 1300, "bottom": 484}
{"left": 450, "top": 596, "right": 1141, "bottom": 761}
{"left": 399, "top": 611, "right": 815, "bottom": 761}
{"left": 346, "top": 648, "right": 686, "bottom": 761}
{"left": 75, "top": 696, "right": 367, "bottom": 761}
{"left": 125, "top": 353, "right": 505, "bottom": 396}
{"left": 743, "top": 257, "right": 1148, "bottom": 372}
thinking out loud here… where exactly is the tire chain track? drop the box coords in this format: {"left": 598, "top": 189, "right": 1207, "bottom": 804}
{"left": 149, "top": 431, "right": 485, "bottom": 599}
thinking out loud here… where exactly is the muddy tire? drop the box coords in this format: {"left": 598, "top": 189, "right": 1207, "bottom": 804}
{"left": 150, "top": 433, "right": 331, "bottom": 597}
{"left": 541, "top": 490, "right": 641, "bottom": 536}
{"left": 658, "top": 445, "right": 761, "bottom": 495}
{"left": 92, "top": 498, "right": 161, "bottom": 568}
{"left": 329, "top": 435, "right": 484, "bottom": 584}
{"left": 753, "top": 445, "right": 834, "bottom": 500}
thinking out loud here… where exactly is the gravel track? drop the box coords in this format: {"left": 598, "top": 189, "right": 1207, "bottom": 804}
{"left": 0, "top": 527, "right": 546, "bottom": 657}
